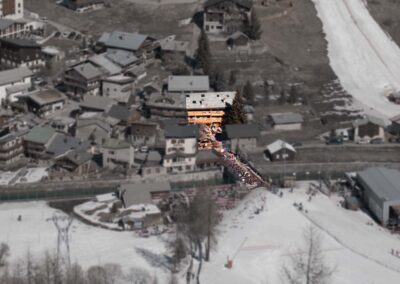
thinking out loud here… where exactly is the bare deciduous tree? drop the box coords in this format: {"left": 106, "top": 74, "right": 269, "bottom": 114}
{"left": 0, "top": 243, "right": 9, "bottom": 267}
{"left": 281, "top": 226, "right": 335, "bottom": 284}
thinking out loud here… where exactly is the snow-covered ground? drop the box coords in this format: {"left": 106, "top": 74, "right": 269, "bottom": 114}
{"left": 200, "top": 183, "right": 400, "bottom": 284}
{"left": 0, "top": 202, "right": 171, "bottom": 282}
{"left": 312, "top": 0, "right": 400, "bottom": 119}
{"left": 2, "top": 183, "right": 400, "bottom": 283}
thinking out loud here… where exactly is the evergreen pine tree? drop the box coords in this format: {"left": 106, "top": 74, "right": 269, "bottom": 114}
{"left": 279, "top": 89, "right": 286, "bottom": 105}
{"left": 223, "top": 91, "right": 247, "bottom": 124}
{"left": 263, "top": 80, "right": 270, "bottom": 105}
{"left": 211, "top": 68, "right": 227, "bottom": 91}
{"left": 228, "top": 70, "right": 237, "bottom": 87}
{"left": 242, "top": 80, "right": 255, "bottom": 104}
{"left": 243, "top": 9, "right": 262, "bottom": 40}
{"left": 288, "top": 85, "right": 298, "bottom": 104}
{"left": 195, "top": 30, "right": 212, "bottom": 75}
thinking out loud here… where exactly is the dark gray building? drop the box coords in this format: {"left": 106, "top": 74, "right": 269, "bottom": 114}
{"left": 224, "top": 124, "right": 259, "bottom": 152}
{"left": 357, "top": 167, "right": 400, "bottom": 226}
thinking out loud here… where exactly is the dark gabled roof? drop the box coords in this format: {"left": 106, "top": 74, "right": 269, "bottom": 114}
{"left": 24, "top": 126, "right": 56, "bottom": 144}
{"left": 119, "top": 181, "right": 171, "bottom": 207}
{"left": 225, "top": 124, "right": 259, "bottom": 139}
{"left": 60, "top": 149, "right": 93, "bottom": 166}
{"left": 352, "top": 115, "right": 386, "bottom": 128}
{"left": 204, "top": 0, "right": 253, "bottom": 10}
{"left": 107, "top": 104, "right": 132, "bottom": 122}
{"left": 46, "top": 133, "right": 90, "bottom": 158}
{"left": 28, "top": 89, "right": 66, "bottom": 106}
{"left": 196, "top": 149, "right": 219, "bottom": 164}
{"left": 269, "top": 113, "right": 303, "bottom": 125}
{"left": 131, "top": 122, "right": 158, "bottom": 137}
{"left": 164, "top": 124, "right": 199, "bottom": 139}
{"left": 0, "top": 38, "right": 40, "bottom": 48}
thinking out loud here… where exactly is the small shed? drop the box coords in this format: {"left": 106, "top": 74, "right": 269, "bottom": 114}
{"left": 227, "top": 31, "right": 250, "bottom": 48}
{"left": 265, "top": 139, "right": 296, "bottom": 162}
{"left": 268, "top": 113, "right": 303, "bottom": 131}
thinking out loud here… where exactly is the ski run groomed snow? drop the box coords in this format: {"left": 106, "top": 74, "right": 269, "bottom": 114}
{"left": 312, "top": 0, "right": 400, "bottom": 119}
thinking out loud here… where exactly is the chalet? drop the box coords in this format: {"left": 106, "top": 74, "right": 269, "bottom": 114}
{"left": 97, "top": 31, "right": 159, "bottom": 61}
{"left": 352, "top": 115, "right": 386, "bottom": 143}
{"left": 101, "top": 138, "right": 134, "bottom": 170}
{"left": 105, "top": 49, "right": 139, "bottom": 69}
{"left": 23, "top": 125, "right": 56, "bottom": 159}
{"left": 0, "top": 0, "right": 24, "bottom": 20}
{"left": 64, "top": 62, "right": 103, "bottom": 96}
{"left": 268, "top": 112, "right": 303, "bottom": 131}
{"left": 107, "top": 104, "right": 139, "bottom": 126}
{"left": 25, "top": 89, "right": 66, "bottom": 117}
{"left": 135, "top": 150, "right": 165, "bottom": 177}
{"left": 79, "top": 95, "right": 114, "bottom": 112}
{"left": 45, "top": 133, "right": 90, "bottom": 160}
{"left": 157, "top": 35, "right": 189, "bottom": 56}
{"left": 227, "top": 31, "right": 249, "bottom": 48}
{"left": 75, "top": 115, "right": 112, "bottom": 145}
{"left": 0, "top": 66, "right": 32, "bottom": 105}
{"left": 196, "top": 149, "right": 220, "bottom": 170}
{"left": 0, "top": 127, "right": 25, "bottom": 167}
{"left": 119, "top": 181, "right": 171, "bottom": 207}
{"left": 54, "top": 149, "right": 93, "bottom": 175}
{"left": 203, "top": 0, "right": 253, "bottom": 34}
{"left": 265, "top": 139, "right": 296, "bottom": 162}
{"left": 390, "top": 114, "right": 400, "bottom": 136}
{"left": 129, "top": 121, "right": 159, "bottom": 147}
{"left": 224, "top": 123, "right": 259, "bottom": 152}
{"left": 87, "top": 53, "right": 122, "bottom": 76}
{"left": 0, "top": 38, "right": 44, "bottom": 72}
{"left": 116, "top": 181, "right": 170, "bottom": 229}
{"left": 0, "top": 19, "right": 26, "bottom": 38}
{"left": 163, "top": 124, "right": 198, "bottom": 173}
{"left": 102, "top": 75, "right": 135, "bottom": 103}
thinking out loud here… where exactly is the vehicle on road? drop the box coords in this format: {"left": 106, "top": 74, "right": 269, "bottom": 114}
{"left": 370, "top": 138, "right": 384, "bottom": 144}
{"left": 326, "top": 137, "right": 343, "bottom": 145}
{"left": 357, "top": 138, "right": 370, "bottom": 144}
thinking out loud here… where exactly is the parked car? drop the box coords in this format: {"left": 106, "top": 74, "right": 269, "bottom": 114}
{"left": 290, "top": 142, "right": 303, "bottom": 147}
{"left": 326, "top": 137, "right": 343, "bottom": 145}
{"left": 370, "top": 138, "right": 384, "bottom": 144}
{"left": 357, "top": 137, "right": 370, "bottom": 144}
{"left": 389, "top": 137, "right": 400, "bottom": 143}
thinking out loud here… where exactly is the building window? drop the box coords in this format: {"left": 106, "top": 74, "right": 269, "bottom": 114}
{"left": 108, "top": 151, "right": 115, "bottom": 155}
{"left": 186, "top": 165, "right": 191, "bottom": 170}
{"left": 171, "top": 139, "right": 176, "bottom": 144}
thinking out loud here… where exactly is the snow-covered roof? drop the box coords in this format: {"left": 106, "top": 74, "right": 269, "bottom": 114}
{"left": 266, "top": 139, "right": 295, "bottom": 154}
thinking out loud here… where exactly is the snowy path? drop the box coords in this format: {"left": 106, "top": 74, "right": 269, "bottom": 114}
{"left": 312, "top": 0, "right": 400, "bottom": 119}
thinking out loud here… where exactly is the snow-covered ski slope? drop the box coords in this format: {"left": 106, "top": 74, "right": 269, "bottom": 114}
{"left": 312, "top": 0, "right": 400, "bottom": 119}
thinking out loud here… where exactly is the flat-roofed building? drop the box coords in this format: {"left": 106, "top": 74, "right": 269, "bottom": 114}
{"left": 357, "top": 167, "right": 400, "bottom": 226}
